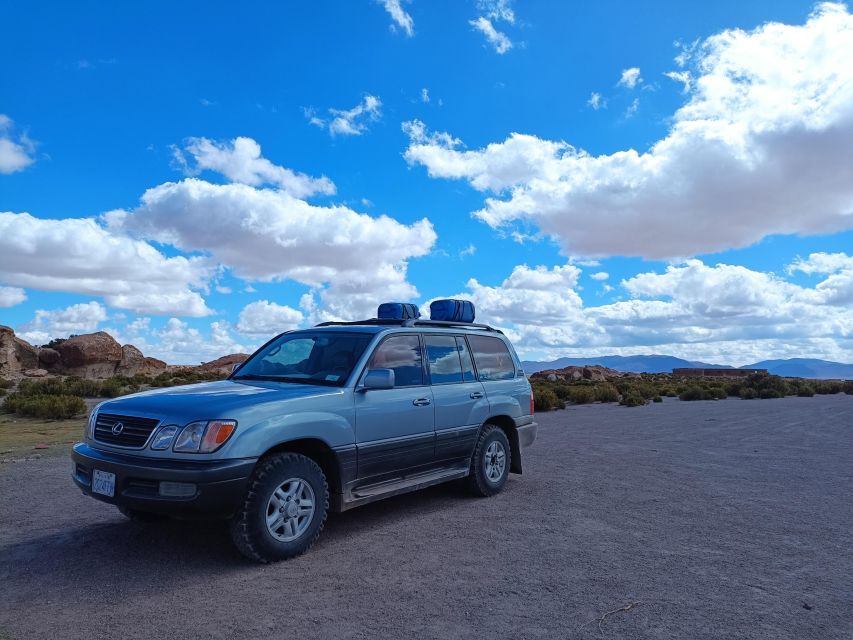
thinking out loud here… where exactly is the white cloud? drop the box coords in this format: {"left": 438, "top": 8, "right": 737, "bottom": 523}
{"left": 421, "top": 88, "right": 430, "bottom": 103}
{"left": 379, "top": 0, "right": 414, "bottom": 37}
{"left": 469, "top": 17, "right": 513, "bottom": 54}
{"left": 0, "top": 115, "right": 35, "bottom": 174}
{"left": 308, "top": 95, "right": 383, "bottom": 137}
{"left": 237, "top": 300, "right": 303, "bottom": 336}
{"left": 477, "top": 0, "right": 515, "bottom": 24}
{"left": 174, "top": 137, "right": 335, "bottom": 198}
{"left": 625, "top": 97, "right": 640, "bottom": 117}
{"left": 590, "top": 271, "right": 609, "bottom": 281}
{"left": 18, "top": 301, "right": 108, "bottom": 344}
{"left": 587, "top": 92, "right": 606, "bottom": 110}
{"left": 618, "top": 67, "right": 642, "bottom": 88}
{"left": 0, "top": 211, "right": 213, "bottom": 316}
{"left": 0, "top": 286, "right": 26, "bottom": 308}
{"left": 404, "top": 4, "right": 853, "bottom": 259}
{"left": 664, "top": 70, "right": 692, "bottom": 92}
{"left": 459, "top": 243, "right": 477, "bottom": 258}
{"left": 148, "top": 318, "right": 251, "bottom": 364}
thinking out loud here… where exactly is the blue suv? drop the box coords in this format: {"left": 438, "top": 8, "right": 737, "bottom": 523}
{"left": 71, "top": 303, "right": 537, "bottom": 562}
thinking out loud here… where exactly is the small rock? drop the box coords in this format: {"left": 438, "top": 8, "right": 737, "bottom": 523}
{"left": 802, "top": 603, "right": 812, "bottom": 610}
{"left": 23, "top": 368, "right": 49, "bottom": 377}
{"left": 33, "top": 443, "right": 50, "bottom": 450}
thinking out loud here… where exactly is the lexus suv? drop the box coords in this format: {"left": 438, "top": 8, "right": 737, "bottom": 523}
{"left": 71, "top": 310, "right": 537, "bottom": 562}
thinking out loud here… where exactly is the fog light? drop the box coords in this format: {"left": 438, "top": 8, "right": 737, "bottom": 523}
{"left": 159, "top": 481, "right": 197, "bottom": 497}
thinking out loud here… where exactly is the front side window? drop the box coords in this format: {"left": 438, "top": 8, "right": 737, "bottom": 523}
{"left": 233, "top": 332, "right": 372, "bottom": 386}
{"left": 425, "top": 335, "right": 464, "bottom": 384}
{"left": 367, "top": 334, "right": 424, "bottom": 386}
{"left": 467, "top": 335, "right": 516, "bottom": 381}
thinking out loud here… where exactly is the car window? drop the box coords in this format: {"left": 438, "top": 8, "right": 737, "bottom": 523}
{"left": 368, "top": 334, "right": 424, "bottom": 386}
{"left": 425, "top": 335, "right": 464, "bottom": 384}
{"left": 456, "top": 336, "right": 477, "bottom": 382}
{"left": 467, "top": 335, "right": 516, "bottom": 381}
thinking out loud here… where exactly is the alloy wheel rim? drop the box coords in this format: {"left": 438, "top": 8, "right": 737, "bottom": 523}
{"left": 484, "top": 441, "right": 507, "bottom": 483}
{"left": 265, "top": 477, "right": 315, "bottom": 542}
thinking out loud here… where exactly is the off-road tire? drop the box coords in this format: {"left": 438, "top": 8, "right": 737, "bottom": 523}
{"left": 466, "top": 424, "right": 511, "bottom": 497}
{"left": 229, "top": 452, "right": 328, "bottom": 563}
{"left": 117, "top": 506, "right": 169, "bottom": 522}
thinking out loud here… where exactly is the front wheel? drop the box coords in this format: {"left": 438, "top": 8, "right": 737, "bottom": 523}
{"left": 229, "top": 453, "right": 328, "bottom": 563}
{"left": 466, "top": 425, "right": 511, "bottom": 497}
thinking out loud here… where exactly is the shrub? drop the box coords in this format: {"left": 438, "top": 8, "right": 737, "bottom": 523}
{"left": 844, "top": 381, "right": 853, "bottom": 395}
{"left": 814, "top": 380, "right": 843, "bottom": 395}
{"left": 620, "top": 391, "right": 647, "bottom": 407}
{"left": 2, "top": 393, "right": 86, "bottom": 419}
{"left": 594, "top": 383, "right": 620, "bottom": 403}
{"left": 711, "top": 386, "right": 728, "bottom": 400}
{"left": 759, "top": 388, "right": 782, "bottom": 399}
{"left": 0, "top": 378, "right": 13, "bottom": 390}
{"left": 63, "top": 376, "right": 103, "bottom": 397}
{"left": 652, "top": 395, "right": 663, "bottom": 403}
{"left": 679, "top": 386, "right": 709, "bottom": 401}
{"left": 533, "top": 386, "right": 561, "bottom": 411}
{"left": 553, "top": 385, "right": 573, "bottom": 401}
{"left": 740, "top": 387, "right": 757, "bottom": 400}
{"left": 797, "top": 384, "right": 815, "bottom": 397}
{"left": 569, "top": 386, "right": 595, "bottom": 404}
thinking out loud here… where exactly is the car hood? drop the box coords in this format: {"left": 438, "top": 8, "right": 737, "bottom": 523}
{"left": 95, "top": 379, "right": 344, "bottom": 423}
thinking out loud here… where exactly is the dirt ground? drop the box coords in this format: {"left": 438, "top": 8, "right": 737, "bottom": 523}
{"left": 1, "top": 395, "right": 851, "bottom": 639}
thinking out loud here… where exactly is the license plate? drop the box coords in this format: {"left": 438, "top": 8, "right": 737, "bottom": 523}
{"left": 92, "top": 469, "right": 116, "bottom": 497}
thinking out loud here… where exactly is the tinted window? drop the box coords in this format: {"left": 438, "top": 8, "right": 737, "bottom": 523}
{"left": 468, "top": 335, "right": 516, "bottom": 381}
{"left": 425, "top": 335, "right": 464, "bottom": 384}
{"left": 368, "top": 335, "right": 424, "bottom": 386}
{"left": 456, "top": 337, "right": 477, "bottom": 382}
{"left": 234, "top": 332, "right": 372, "bottom": 386}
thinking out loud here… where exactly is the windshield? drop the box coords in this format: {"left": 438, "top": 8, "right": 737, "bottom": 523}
{"left": 233, "top": 332, "right": 373, "bottom": 386}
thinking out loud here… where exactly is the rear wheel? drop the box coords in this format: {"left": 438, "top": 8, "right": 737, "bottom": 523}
{"left": 466, "top": 425, "right": 511, "bottom": 497}
{"left": 229, "top": 453, "right": 328, "bottom": 563}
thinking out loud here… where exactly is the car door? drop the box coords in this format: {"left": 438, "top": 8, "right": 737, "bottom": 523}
{"left": 354, "top": 333, "right": 435, "bottom": 482}
{"left": 424, "top": 334, "right": 488, "bottom": 467}
{"left": 467, "top": 334, "right": 528, "bottom": 417}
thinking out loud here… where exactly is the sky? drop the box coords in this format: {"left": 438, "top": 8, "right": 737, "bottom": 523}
{"left": 1, "top": 0, "right": 852, "bottom": 366}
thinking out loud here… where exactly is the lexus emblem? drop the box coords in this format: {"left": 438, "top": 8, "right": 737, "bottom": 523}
{"left": 111, "top": 422, "right": 125, "bottom": 435}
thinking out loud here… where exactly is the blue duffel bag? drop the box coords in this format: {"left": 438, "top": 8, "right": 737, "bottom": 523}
{"left": 377, "top": 302, "right": 421, "bottom": 320}
{"left": 429, "top": 299, "right": 476, "bottom": 323}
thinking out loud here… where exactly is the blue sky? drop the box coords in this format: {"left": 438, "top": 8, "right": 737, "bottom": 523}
{"left": 1, "top": 0, "right": 851, "bottom": 365}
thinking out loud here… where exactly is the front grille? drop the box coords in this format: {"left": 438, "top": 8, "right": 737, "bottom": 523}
{"left": 94, "top": 413, "right": 160, "bottom": 448}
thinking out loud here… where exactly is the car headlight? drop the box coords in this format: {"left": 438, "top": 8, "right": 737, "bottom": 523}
{"left": 173, "top": 420, "right": 237, "bottom": 453}
{"left": 150, "top": 425, "right": 179, "bottom": 450}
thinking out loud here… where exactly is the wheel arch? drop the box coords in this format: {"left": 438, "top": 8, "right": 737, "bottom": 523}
{"left": 483, "top": 415, "right": 522, "bottom": 474}
{"left": 260, "top": 438, "right": 344, "bottom": 495}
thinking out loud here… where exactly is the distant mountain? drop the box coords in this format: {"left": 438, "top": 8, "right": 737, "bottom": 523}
{"left": 744, "top": 359, "right": 853, "bottom": 379}
{"left": 522, "top": 354, "right": 853, "bottom": 379}
{"left": 521, "top": 355, "right": 727, "bottom": 375}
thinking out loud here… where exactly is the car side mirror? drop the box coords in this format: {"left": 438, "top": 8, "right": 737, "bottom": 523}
{"left": 363, "top": 368, "right": 395, "bottom": 390}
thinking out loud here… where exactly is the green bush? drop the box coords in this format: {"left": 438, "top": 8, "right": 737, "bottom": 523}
{"left": 652, "top": 395, "right": 663, "bottom": 403}
{"left": 62, "top": 376, "right": 104, "bottom": 397}
{"left": 796, "top": 383, "right": 815, "bottom": 397}
{"left": 594, "top": 383, "right": 620, "bottom": 403}
{"left": 569, "top": 386, "right": 595, "bottom": 404}
{"left": 2, "top": 393, "right": 86, "bottom": 419}
{"left": 620, "top": 391, "right": 647, "bottom": 407}
{"left": 844, "top": 381, "right": 853, "bottom": 395}
{"left": 679, "top": 386, "right": 711, "bottom": 401}
{"left": 533, "top": 386, "right": 561, "bottom": 412}
{"left": 740, "top": 387, "right": 757, "bottom": 399}
{"left": 0, "top": 378, "right": 13, "bottom": 390}
{"left": 814, "top": 380, "right": 843, "bottom": 395}
{"left": 759, "top": 388, "right": 782, "bottom": 399}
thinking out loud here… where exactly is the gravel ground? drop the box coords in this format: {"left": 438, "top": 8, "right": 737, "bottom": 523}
{"left": 1, "top": 395, "right": 851, "bottom": 639}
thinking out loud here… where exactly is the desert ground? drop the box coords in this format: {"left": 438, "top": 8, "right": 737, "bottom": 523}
{"left": 1, "top": 395, "right": 851, "bottom": 640}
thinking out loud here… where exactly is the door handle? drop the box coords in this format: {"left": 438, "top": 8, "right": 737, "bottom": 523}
{"left": 469, "top": 391, "right": 484, "bottom": 399}
{"left": 412, "top": 397, "right": 432, "bottom": 406}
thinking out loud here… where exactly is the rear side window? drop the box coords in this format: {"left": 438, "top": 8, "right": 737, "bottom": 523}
{"left": 456, "top": 337, "right": 477, "bottom": 382}
{"left": 425, "top": 335, "right": 464, "bottom": 384}
{"left": 368, "top": 335, "right": 424, "bottom": 386}
{"left": 468, "top": 335, "right": 516, "bottom": 381}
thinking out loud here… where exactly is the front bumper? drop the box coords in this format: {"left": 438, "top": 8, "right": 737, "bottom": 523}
{"left": 71, "top": 443, "right": 257, "bottom": 519}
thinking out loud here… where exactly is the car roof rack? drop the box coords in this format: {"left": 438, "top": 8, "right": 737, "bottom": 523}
{"left": 314, "top": 318, "right": 503, "bottom": 333}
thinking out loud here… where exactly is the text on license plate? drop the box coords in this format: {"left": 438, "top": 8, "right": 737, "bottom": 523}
{"left": 92, "top": 469, "right": 116, "bottom": 497}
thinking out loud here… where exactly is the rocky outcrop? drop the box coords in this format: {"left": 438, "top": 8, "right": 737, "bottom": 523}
{"left": 116, "top": 344, "right": 167, "bottom": 377}
{"left": 38, "top": 347, "right": 61, "bottom": 369}
{"left": 196, "top": 353, "right": 250, "bottom": 375}
{"left": 23, "top": 368, "right": 48, "bottom": 378}
{"left": 0, "top": 325, "right": 40, "bottom": 379}
{"left": 532, "top": 365, "right": 623, "bottom": 383}
{"left": 55, "top": 332, "right": 124, "bottom": 378}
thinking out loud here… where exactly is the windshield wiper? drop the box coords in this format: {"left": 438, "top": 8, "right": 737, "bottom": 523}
{"left": 232, "top": 374, "right": 337, "bottom": 386}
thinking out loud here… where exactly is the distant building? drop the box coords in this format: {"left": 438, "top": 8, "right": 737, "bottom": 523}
{"left": 673, "top": 368, "right": 768, "bottom": 377}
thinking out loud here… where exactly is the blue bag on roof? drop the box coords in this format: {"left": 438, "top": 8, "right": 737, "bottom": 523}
{"left": 377, "top": 302, "right": 421, "bottom": 320}
{"left": 429, "top": 299, "right": 476, "bottom": 323}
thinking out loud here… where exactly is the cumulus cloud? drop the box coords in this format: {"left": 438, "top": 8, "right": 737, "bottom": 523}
{"left": 430, "top": 258, "right": 852, "bottom": 365}
{"left": 469, "top": 17, "right": 513, "bottom": 54}
{"left": 237, "top": 300, "right": 303, "bottom": 336}
{"left": 174, "top": 137, "right": 335, "bottom": 198}
{"left": 17, "top": 301, "right": 108, "bottom": 344}
{"left": 618, "top": 67, "right": 642, "bottom": 88}
{"left": 307, "top": 95, "right": 383, "bottom": 137}
{"left": 0, "top": 211, "right": 213, "bottom": 316}
{"left": 587, "top": 92, "right": 606, "bottom": 110}
{"left": 404, "top": 4, "right": 853, "bottom": 259}
{"left": 146, "top": 319, "right": 251, "bottom": 364}
{"left": 590, "top": 272, "right": 609, "bottom": 281}
{"left": 378, "top": 0, "right": 414, "bottom": 37}
{"left": 0, "top": 115, "right": 36, "bottom": 174}
{"left": 0, "top": 286, "right": 26, "bottom": 308}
